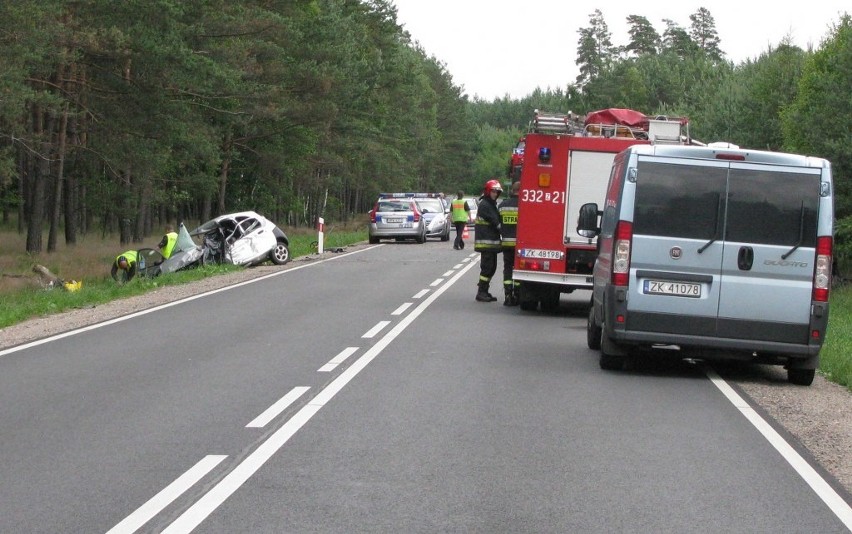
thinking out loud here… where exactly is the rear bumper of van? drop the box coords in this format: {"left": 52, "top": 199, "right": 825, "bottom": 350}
{"left": 603, "top": 289, "right": 828, "bottom": 359}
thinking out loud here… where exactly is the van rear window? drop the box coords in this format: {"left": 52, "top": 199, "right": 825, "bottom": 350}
{"left": 726, "top": 168, "right": 818, "bottom": 247}
{"left": 634, "top": 161, "right": 819, "bottom": 247}
{"left": 633, "top": 162, "right": 727, "bottom": 239}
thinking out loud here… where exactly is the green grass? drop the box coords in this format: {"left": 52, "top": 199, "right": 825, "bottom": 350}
{"left": 822, "top": 285, "right": 852, "bottom": 390}
{"left": 0, "top": 227, "right": 368, "bottom": 330}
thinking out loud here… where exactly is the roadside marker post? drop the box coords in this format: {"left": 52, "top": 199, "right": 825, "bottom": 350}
{"left": 317, "top": 217, "right": 325, "bottom": 254}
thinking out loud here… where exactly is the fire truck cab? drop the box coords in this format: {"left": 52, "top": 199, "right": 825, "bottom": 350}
{"left": 513, "top": 109, "right": 691, "bottom": 312}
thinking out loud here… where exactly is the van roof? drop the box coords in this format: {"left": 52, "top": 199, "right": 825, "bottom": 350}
{"left": 627, "top": 144, "right": 830, "bottom": 169}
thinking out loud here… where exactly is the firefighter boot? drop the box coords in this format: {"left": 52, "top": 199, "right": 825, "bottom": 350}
{"left": 511, "top": 286, "right": 520, "bottom": 306}
{"left": 503, "top": 286, "right": 513, "bottom": 306}
{"left": 476, "top": 281, "right": 497, "bottom": 302}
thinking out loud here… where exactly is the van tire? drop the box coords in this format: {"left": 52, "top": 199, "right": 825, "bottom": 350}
{"left": 600, "top": 334, "right": 626, "bottom": 370}
{"left": 587, "top": 305, "right": 602, "bottom": 350}
{"left": 787, "top": 368, "right": 815, "bottom": 386}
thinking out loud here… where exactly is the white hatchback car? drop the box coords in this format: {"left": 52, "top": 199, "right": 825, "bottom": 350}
{"left": 192, "top": 211, "right": 291, "bottom": 266}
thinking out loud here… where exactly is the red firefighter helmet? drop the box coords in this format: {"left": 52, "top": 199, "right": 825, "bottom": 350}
{"left": 483, "top": 179, "right": 503, "bottom": 197}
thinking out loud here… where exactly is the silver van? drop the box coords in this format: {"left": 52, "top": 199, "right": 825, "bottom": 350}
{"left": 578, "top": 144, "right": 834, "bottom": 385}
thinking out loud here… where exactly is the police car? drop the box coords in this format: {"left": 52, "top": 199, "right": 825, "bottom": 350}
{"left": 368, "top": 194, "right": 427, "bottom": 244}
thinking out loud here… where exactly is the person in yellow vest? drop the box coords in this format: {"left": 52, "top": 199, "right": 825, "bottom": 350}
{"left": 450, "top": 190, "right": 470, "bottom": 250}
{"left": 157, "top": 224, "right": 178, "bottom": 259}
{"left": 111, "top": 250, "right": 138, "bottom": 283}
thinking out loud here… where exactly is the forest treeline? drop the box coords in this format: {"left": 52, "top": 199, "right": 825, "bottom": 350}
{"left": 0, "top": 2, "right": 850, "bottom": 255}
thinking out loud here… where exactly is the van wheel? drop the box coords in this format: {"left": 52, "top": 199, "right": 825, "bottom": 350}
{"left": 787, "top": 368, "right": 815, "bottom": 386}
{"left": 600, "top": 334, "right": 626, "bottom": 370}
{"left": 587, "top": 305, "right": 602, "bottom": 350}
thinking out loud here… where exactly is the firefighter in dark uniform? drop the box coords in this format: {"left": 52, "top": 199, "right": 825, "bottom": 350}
{"left": 474, "top": 179, "right": 503, "bottom": 302}
{"left": 499, "top": 181, "right": 520, "bottom": 306}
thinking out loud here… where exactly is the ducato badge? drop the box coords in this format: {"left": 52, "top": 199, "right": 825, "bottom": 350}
{"left": 670, "top": 246, "right": 682, "bottom": 259}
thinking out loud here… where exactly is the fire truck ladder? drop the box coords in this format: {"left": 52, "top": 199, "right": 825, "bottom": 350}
{"left": 530, "top": 110, "right": 583, "bottom": 135}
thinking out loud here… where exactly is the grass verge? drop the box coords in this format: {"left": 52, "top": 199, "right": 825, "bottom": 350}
{"left": 822, "top": 285, "right": 852, "bottom": 391}
{"left": 0, "top": 226, "right": 367, "bottom": 329}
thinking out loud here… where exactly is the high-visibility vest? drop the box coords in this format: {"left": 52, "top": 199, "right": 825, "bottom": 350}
{"left": 115, "top": 250, "right": 138, "bottom": 267}
{"left": 161, "top": 232, "right": 178, "bottom": 258}
{"left": 451, "top": 198, "right": 469, "bottom": 223}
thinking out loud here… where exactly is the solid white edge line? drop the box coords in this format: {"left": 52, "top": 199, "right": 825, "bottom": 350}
{"left": 706, "top": 368, "right": 852, "bottom": 529}
{"left": 162, "top": 257, "right": 481, "bottom": 533}
{"left": 413, "top": 289, "right": 430, "bottom": 299}
{"left": 246, "top": 387, "right": 310, "bottom": 428}
{"left": 0, "top": 247, "right": 377, "bottom": 358}
{"left": 391, "top": 302, "right": 413, "bottom": 316}
{"left": 362, "top": 321, "right": 390, "bottom": 339}
{"left": 107, "top": 455, "right": 227, "bottom": 534}
{"left": 317, "top": 346, "right": 359, "bottom": 373}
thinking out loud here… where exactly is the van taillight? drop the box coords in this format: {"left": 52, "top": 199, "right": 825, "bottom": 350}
{"left": 813, "top": 236, "right": 832, "bottom": 302}
{"left": 612, "top": 221, "right": 633, "bottom": 286}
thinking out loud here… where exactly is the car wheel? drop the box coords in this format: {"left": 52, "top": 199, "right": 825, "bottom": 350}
{"left": 441, "top": 227, "right": 450, "bottom": 241}
{"left": 787, "top": 368, "right": 815, "bottom": 386}
{"left": 270, "top": 242, "right": 291, "bottom": 265}
{"left": 416, "top": 231, "right": 425, "bottom": 244}
{"left": 369, "top": 236, "right": 379, "bottom": 244}
{"left": 587, "top": 304, "right": 602, "bottom": 350}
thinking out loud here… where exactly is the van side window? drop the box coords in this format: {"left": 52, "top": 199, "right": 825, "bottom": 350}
{"left": 633, "top": 162, "right": 727, "bottom": 239}
{"left": 726, "top": 169, "right": 818, "bottom": 247}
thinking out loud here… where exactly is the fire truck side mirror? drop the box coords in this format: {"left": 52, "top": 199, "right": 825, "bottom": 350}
{"left": 577, "top": 203, "right": 601, "bottom": 237}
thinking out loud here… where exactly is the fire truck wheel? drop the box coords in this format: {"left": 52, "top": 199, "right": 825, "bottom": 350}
{"left": 518, "top": 286, "right": 538, "bottom": 311}
{"left": 587, "top": 306, "right": 602, "bottom": 350}
{"left": 540, "top": 292, "right": 560, "bottom": 313}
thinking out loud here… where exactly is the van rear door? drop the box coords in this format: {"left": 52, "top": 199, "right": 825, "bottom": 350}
{"left": 627, "top": 157, "right": 729, "bottom": 337}
{"left": 717, "top": 164, "right": 821, "bottom": 343}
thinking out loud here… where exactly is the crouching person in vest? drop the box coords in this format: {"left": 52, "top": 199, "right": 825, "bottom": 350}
{"left": 111, "top": 250, "right": 138, "bottom": 284}
{"left": 474, "top": 179, "right": 503, "bottom": 302}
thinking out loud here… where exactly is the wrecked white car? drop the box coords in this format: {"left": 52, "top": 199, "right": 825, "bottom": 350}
{"left": 152, "top": 211, "right": 290, "bottom": 276}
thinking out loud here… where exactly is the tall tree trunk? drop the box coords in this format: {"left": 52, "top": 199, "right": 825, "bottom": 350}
{"left": 120, "top": 167, "right": 133, "bottom": 245}
{"left": 134, "top": 174, "right": 151, "bottom": 242}
{"left": 17, "top": 150, "right": 26, "bottom": 234}
{"left": 26, "top": 104, "right": 54, "bottom": 254}
{"left": 48, "top": 102, "right": 70, "bottom": 252}
{"left": 217, "top": 134, "right": 232, "bottom": 216}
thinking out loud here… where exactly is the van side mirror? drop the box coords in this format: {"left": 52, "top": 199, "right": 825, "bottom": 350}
{"left": 577, "top": 203, "right": 601, "bottom": 237}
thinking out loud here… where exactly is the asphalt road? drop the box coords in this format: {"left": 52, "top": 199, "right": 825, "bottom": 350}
{"left": 0, "top": 240, "right": 849, "bottom": 533}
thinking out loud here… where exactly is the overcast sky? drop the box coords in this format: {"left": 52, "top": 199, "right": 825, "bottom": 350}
{"left": 391, "top": 1, "right": 849, "bottom": 101}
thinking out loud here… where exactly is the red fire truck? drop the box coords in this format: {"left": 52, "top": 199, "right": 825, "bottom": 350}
{"left": 513, "top": 108, "right": 693, "bottom": 311}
